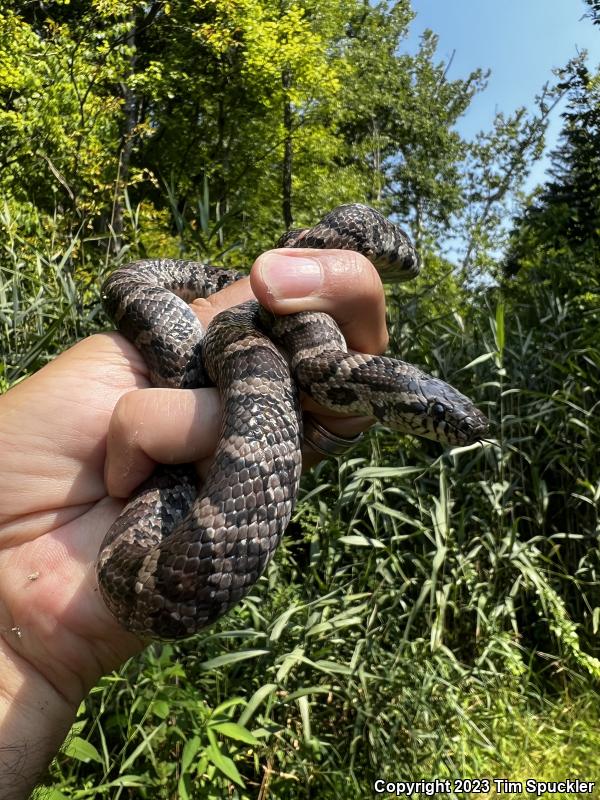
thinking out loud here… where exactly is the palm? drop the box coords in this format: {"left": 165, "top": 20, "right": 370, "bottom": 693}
{"left": 0, "top": 334, "right": 147, "bottom": 693}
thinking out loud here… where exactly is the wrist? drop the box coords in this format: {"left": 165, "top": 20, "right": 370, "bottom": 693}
{"left": 0, "top": 636, "right": 81, "bottom": 800}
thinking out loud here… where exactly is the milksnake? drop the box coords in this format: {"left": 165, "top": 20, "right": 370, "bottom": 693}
{"left": 97, "top": 204, "right": 488, "bottom": 639}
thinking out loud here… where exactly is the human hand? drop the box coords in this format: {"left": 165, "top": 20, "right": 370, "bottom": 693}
{"left": 0, "top": 248, "right": 389, "bottom": 798}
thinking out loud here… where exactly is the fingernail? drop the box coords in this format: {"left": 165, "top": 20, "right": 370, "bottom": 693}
{"left": 258, "top": 252, "right": 323, "bottom": 299}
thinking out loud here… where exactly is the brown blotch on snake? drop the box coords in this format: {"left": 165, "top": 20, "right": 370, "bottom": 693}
{"left": 97, "top": 203, "right": 488, "bottom": 639}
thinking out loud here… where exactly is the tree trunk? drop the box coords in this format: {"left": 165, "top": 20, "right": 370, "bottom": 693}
{"left": 282, "top": 66, "right": 293, "bottom": 230}
{"left": 110, "top": 11, "right": 139, "bottom": 254}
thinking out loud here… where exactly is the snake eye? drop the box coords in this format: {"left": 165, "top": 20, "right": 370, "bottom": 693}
{"left": 430, "top": 402, "right": 447, "bottom": 419}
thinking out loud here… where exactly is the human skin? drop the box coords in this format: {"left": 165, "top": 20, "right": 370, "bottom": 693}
{"left": 0, "top": 249, "right": 389, "bottom": 799}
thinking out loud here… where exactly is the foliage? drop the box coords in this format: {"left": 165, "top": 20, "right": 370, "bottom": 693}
{"left": 586, "top": 0, "right": 600, "bottom": 26}
{"left": 505, "top": 59, "right": 600, "bottom": 305}
{"left": 498, "top": 57, "right": 600, "bottom": 679}
{"left": 2, "top": 0, "right": 600, "bottom": 796}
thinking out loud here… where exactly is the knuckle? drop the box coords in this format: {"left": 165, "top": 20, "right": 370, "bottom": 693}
{"left": 321, "top": 253, "right": 388, "bottom": 353}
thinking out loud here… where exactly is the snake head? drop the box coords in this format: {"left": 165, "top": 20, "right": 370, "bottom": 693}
{"left": 423, "top": 388, "right": 489, "bottom": 446}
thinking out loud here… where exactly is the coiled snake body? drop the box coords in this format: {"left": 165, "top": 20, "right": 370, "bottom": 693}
{"left": 97, "top": 204, "right": 488, "bottom": 639}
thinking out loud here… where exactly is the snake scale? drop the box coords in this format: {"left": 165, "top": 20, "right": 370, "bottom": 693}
{"left": 97, "top": 204, "right": 488, "bottom": 639}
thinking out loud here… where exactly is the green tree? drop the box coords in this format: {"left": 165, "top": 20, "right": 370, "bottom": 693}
{"left": 505, "top": 59, "right": 600, "bottom": 306}
{"left": 493, "top": 53, "right": 600, "bottom": 657}
{"left": 586, "top": 0, "right": 600, "bottom": 24}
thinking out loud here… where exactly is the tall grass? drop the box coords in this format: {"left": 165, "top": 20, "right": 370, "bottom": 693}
{"left": 0, "top": 200, "right": 112, "bottom": 388}
{"left": 2, "top": 199, "right": 598, "bottom": 798}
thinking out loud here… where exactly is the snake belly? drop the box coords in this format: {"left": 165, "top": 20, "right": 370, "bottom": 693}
{"left": 97, "top": 204, "right": 488, "bottom": 639}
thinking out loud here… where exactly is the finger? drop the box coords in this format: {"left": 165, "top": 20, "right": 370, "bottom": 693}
{"left": 251, "top": 248, "right": 388, "bottom": 353}
{"left": 103, "top": 278, "right": 254, "bottom": 495}
{"left": 300, "top": 409, "right": 374, "bottom": 470}
{"left": 105, "top": 387, "right": 221, "bottom": 497}
{"left": 190, "top": 276, "right": 254, "bottom": 327}
{"left": 251, "top": 249, "right": 386, "bottom": 450}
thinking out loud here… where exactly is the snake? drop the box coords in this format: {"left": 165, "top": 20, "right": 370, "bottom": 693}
{"left": 97, "top": 204, "right": 488, "bottom": 639}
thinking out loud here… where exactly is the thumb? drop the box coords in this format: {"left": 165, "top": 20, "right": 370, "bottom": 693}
{"left": 250, "top": 248, "right": 388, "bottom": 355}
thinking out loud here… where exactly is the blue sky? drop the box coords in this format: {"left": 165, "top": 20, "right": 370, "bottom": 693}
{"left": 405, "top": 0, "right": 600, "bottom": 188}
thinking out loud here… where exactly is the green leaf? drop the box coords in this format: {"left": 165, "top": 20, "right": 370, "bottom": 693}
{"left": 120, "top": 725, "right": 164, "bottom": 771}
{"left": 181, "top": 736, "right": 202, "bottom": 773}
{"left": 306, "top": 617, "right": 363, "bottom": 637}
{"left": 107, "top": 775, "right": 154, "bottom": 788}
{"left": 337, "top": 534, "right": 386, "bottom": 548}
{"left": 210, "top": 721, "right": 260, "bottom": 745}
{"left": 199, "top": 649, "right": 270, "bottom": 670}
{"left": 212, "top": 697, "right": 247, "bottom": 716}
{"left": 297, "top": 695, "right": 311, "bottom": 743}
{"left": 206, "top": 730, "right": 244, "bottom": 786}
{"left": 178, "top": 775, "right": 191, "bottom": 800}
{"left": 276, "top": 646, "right": 307, "bottom": 682}
{"left": 284, "top": 686, "right": 331, "bottom": 702}
{"left": 351, "top": 466, "right": 423, "bottom": 480}
{"left": 311, "top": 660, "right": 354, "bottom": 675}
{"left": 150, "top": 699, "right": 171, "bottom": 719}
{"left": 238, "top": 683, "right": 277, "bottom": 727}
{"left": 460, "top": 351, "right": 495, "bottom": 370}
{"left": 63, "top": 736, "right": 103, "bottom": 764}
{"left": 270, "top": 605, "right": 303, "bottom": 641}
{"left": 495, "top": 301, "right": 505, "bottom": 351}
